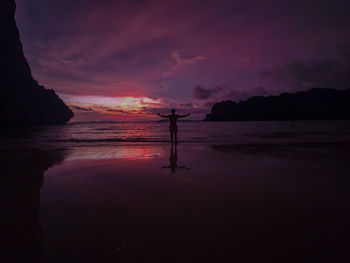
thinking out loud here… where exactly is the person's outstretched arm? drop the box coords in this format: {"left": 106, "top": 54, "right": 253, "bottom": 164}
{"left": 177, "top": 113, "right": 191, "bottom": 118}
{"left": 158, "top": 113, "right": 170, "bottom": 118}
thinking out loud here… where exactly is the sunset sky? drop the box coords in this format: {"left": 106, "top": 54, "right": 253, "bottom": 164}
{"left": 15, "top": 0, "right": 350, "bottom": 121}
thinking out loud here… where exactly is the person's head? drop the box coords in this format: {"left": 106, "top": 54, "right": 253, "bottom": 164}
{"left": 171, "top": 109, "right": 176, "bottom": 114}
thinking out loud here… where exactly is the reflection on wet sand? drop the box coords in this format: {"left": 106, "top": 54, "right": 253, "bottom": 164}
{"left": 211, "top": 141, "right": 350, "bottom": 159}
{"left": 1, "top": 141, "right": 350, "bottom": 263}
{"left": 0, "top": 149, "right": 66, "bottom": 263}
{"left": 162, "top": 143, "right": 190, "bottom": 173}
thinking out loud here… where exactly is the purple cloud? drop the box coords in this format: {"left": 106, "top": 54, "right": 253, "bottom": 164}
{"left": 192, "top": 85, "right": 218, "bottom": 100}
{"left": 261, "top": 50, "right": 350, "bottom": 90}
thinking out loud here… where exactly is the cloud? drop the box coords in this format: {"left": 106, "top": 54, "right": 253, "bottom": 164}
{"left": 163, "top": 49, "right": 206, "bottom": 76}
{"left": 170, "top": 50, "right": 206, "bottom": 67}
{"left": 106, "top": 109, "right": 127, "bottom": 113}
{"left": 192, "top": 84, "right": 270, "bottom": 102}
{"left": 202, "top": 101, "right": 216, "bottom": 107}
{"left": 260, "top": 51, "right": 350, "bottom": 90}
{"left": 226, "top": 86, "right": 269, "bottom": 101}
{"left": 179, "top": 103, "right": 194, "bottom": 108}
{"left": 70, "top": 105, "right": 94, "bottom": 112}
{"left": 192, "top": 85, "right": 218, "bottom": 100}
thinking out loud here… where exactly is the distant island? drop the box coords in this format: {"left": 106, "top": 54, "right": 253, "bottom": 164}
{"left": 1, "top": 0, "right": 73, "bottom": 125}
{"left": 204, "top": 88, "right": 350, "bottom": 121}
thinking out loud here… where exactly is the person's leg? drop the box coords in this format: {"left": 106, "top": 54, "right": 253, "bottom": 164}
{"left": 170, "top": 130, "right": 174, "bottom": 142}
{"left": 174, "top": 130, "right": 178, "bottom": 144}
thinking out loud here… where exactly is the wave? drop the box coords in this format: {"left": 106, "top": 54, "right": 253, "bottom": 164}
{"left": 49, "top": 138, "right": 239, "bottom": 144}
{"left": 51, "top": 138, "right": 169, "bottom": 143}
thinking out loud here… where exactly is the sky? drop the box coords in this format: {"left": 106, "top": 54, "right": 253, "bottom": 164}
{"left": 15, "top": 0, "right": 350, "bottom": 121}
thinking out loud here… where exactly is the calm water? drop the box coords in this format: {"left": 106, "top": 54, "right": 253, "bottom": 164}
{"left": 1, "top": 120, "right": 350, "bottom": 148}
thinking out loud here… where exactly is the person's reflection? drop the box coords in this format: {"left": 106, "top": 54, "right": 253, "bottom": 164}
{"left": 162, "top": 143, "right": 190, "bottom": 173}
{"left": 0, "top": 149, "right": 66, "bottom": 263}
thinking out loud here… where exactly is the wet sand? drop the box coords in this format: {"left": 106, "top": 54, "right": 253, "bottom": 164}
{"left": 1, "top": 142, "right": 350, "bottom": 263}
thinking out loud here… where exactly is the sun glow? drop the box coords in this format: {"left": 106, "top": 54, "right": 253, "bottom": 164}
{"left": 60, "top": 94, "right": 163, "bottom": 121}
{"left": 61, "top": 94, "right": 160, "bottom": 107}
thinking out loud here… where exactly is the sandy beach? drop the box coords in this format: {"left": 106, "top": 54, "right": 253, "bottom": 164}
{"left": 2, "top": 136, "right": 350, "bottom": 262}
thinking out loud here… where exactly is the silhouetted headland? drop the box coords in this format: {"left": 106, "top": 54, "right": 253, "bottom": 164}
{"left": 0, "top": 0, "right": 73, "bottom": 125}
{"left": 204, "top": 88, "right": 350, "bottom": 121}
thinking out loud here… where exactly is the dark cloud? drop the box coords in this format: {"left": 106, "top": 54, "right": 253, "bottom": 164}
{"left": 192, "top": 85, "right": 218, "bottom": 100}
{"left": 106, "top": 108, "right": 127, "bottom": 113}
{"left": 202, "top": 101, "right": 216, "bottom": 107}
{"left": 70, "top": 105, "right": 94, "bottom": 112}
{"left": 187, "top": 107, "right": 210, "bottom": 115}
{"left": 226, "top": 86, "right": 269, "bottom": 101}
{"left": 261, "top": 51, "right": 350, "bottom": 90}
{"left": 179, "top": 103, "right": 194, "bottom": 108}
{"left": 192, "top": 84, "right": 269, "bottom": 102}
{"left": 143, "top": 107, "right": 171, "bottom": 115}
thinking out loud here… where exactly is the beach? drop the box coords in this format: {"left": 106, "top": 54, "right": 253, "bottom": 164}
{"left": 3, "top": 0, "right": 350, "bottom": 261}
{"left": 1, "top": 121, "right": 350, "bottom": 262}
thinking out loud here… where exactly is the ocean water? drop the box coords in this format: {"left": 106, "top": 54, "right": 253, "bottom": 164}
{"left": 1, "top": 120, "right": 350, "bottom": 148}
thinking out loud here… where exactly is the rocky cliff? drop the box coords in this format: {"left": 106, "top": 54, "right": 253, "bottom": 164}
{"left": 204, "top": 88, "right": 350, "bottom": 121}
{"left": 0, "top": 0, "right": 73, "bottom": 125}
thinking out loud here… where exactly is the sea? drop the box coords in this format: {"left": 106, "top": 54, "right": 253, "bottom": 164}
{"left": 1, "top": 120, "right": 350, "bottom": 148}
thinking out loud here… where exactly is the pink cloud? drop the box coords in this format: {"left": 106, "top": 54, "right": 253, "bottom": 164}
{"left": 163, "top": 49, "right": 206, "bottom": 76}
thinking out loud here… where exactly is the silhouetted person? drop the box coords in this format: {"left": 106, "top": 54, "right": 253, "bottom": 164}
{"left": 158, "top": 109, "right": 191, "bottom": 143}
{"left": 162, "top": 143, "right": 190, "bottom": 173}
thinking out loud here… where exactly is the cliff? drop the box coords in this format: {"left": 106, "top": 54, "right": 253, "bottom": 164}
{"left": 0, "top": 0, "right": 73, "bottom": 125}
{"left": 204, "top": 88, "right": 350, "bottom": 121}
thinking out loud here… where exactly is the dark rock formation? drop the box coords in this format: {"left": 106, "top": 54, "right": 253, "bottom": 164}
{"left": 0, "top": 0, "right": 73, "bottom": 125}
{"left": 204, "top": 88, "right": 350, "bottom": 121}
